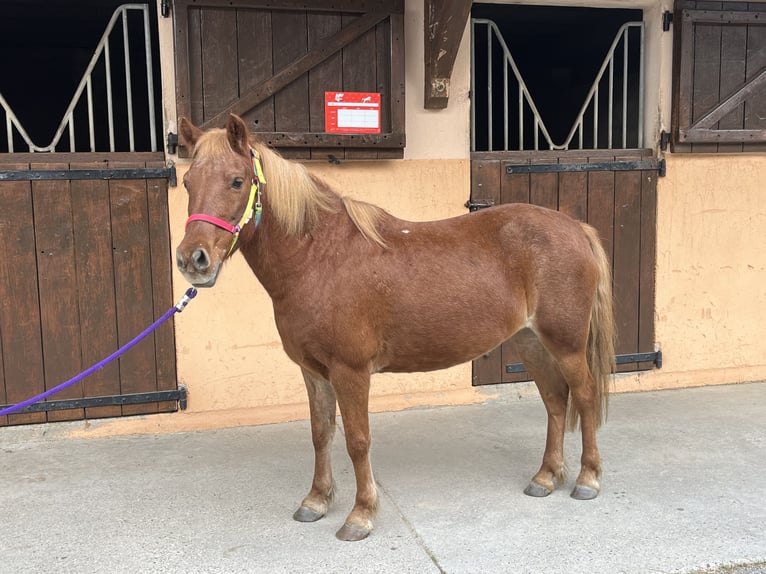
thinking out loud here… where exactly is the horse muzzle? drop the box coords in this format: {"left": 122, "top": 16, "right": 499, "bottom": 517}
{"left": 176, "top": 245, "right": 222, "bottom": 288}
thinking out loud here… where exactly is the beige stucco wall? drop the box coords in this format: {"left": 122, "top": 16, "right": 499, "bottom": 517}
{"left": 73, "top": 0, "right": 765, "bottom": 437}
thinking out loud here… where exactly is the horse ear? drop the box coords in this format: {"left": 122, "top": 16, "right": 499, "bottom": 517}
{"left": 178, "top": 117, "right": 203, "bottom": 149}
{"left": 226, "top": 114, "right": 250, "bottom": 157}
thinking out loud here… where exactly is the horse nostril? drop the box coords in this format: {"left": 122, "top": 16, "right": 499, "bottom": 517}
{"left": 176, "top": 250, "right": 186, "bottom": 271}
{"left": 191, "top": 248, "right": 210, "bottom": 272}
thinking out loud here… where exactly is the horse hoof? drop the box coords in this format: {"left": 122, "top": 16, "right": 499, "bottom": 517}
{"left": 570, "top": 484, "right": 599, "bottom": 500}
{"left": 524, "top": 481, "right": 552, "bottom": 497}
{"left": 335, "top": 522, "right": 371, "bottom": 542}
{"left": 293, "top": 506, "right": 326, "bottom": 523}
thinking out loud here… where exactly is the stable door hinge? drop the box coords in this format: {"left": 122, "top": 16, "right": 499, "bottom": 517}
{"left": 167, "top": 131, "right": 178, "bottom": 154}
{"left": 465, "top": 198, "right": 495, "bottom": 212}
{"left": 662, "top": 10, "right": 673, "bottom": 31}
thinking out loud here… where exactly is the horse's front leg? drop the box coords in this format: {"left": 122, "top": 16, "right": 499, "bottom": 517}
{"left": 293, "top": 369, "right": 337, "bottom": 523}
{"left": 330, "top": 364, "right": 377, "bottom": 541}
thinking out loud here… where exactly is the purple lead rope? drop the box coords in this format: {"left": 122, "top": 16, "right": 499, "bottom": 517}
{"left": 0, "top": 287, "right": 197, "bottom": 418}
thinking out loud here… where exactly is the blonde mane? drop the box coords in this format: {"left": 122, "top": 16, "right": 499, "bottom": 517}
{"left": 193, "top": 129, "right": 387, "bottom": 246}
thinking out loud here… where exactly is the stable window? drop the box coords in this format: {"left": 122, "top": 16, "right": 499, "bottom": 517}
{"left": 671, "top": 0, "right": 766, "bottom": 153}
{"left": 173, "top": 0, "right": 405, "bottom": 160}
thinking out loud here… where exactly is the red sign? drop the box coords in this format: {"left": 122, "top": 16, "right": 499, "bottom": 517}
{"left": 325, "top": 92, "right": 381, "bottom": 134}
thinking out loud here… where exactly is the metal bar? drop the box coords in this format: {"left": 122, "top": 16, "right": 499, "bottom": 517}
{"left": 518, "top": 83, "right": 523, "bottom": 150}
{"left": 105, "top": 38, "right": 115, "bottom": 152}
{"left": 0, "top": 167, "right": 175, "bottom": 182}
{"left": 638, "top": 24, "right": 645, "bottom": 148}
{"left": 622, "top": 27, "right": 628, "bottom": 148}
{"left": 87, "top": 76, "right": 95, "bottom": 151}
{"left": 593, "top": 88, "right": 599, "bottom": 149}
{"left": 470, "top": 20, "right": 476, "bottom": 152}
{"left": 503, "top": 60, "right": 509, "bottom": 150}
{"left": 0, "top": 387, "right": 187, "bottom": 414}
{"left": 5, "top": 112, "right": 12, "bottom": 153}
{"left": 506, "top": 159, "right": 659, "bottom": 174}
{"left": 608, "top": 58, "right": 614, "bottom": 148}
{"left": 143, "top": 5, "right": 157, "bottom": 152}
{"left": 68, "top": 115, "right": 75, "bottom": 151}
{"left": 487, "top": 26, "right": 493, "bottom": 151}
{"left": 615, "top": 351, "right": 662, "bottom": 366}
{"left": 122, "top": 10, "right": 135, "bottom": 152}
{"left": 505, "top": 351, "right": 661, "bottom": 374}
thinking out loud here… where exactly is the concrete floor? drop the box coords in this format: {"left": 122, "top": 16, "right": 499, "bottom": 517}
{"left": 1, "top": 382, "right": 765, "bottom": 573}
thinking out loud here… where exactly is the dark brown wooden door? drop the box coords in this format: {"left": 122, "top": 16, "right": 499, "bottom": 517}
{"left": 0, "top": 153, "right": 178, "bottom": 425}
{"left": 173, "top": 0, "right": 405, "bottom": 159}
{"left": 470, "top": 150, "right": 658, "bottom": 385}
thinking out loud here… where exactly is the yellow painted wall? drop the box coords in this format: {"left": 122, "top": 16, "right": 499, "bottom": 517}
{"left": 73, "top": 0, "right": 765, "bottom": 437}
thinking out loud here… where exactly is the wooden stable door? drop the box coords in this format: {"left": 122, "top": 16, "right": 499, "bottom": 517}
{"left": 0, "top": 153, "right": 179, "bottom": 425}
{"left": 470, "top": 150, "right": 658, "bottom": 386}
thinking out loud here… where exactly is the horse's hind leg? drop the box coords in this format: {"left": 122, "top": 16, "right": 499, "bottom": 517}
{"left": 556, "top": 353, "right": 602, "bottom": 500}
{"left": 512, "top": 331, "right": 568, "bottom": 497}
{"left": 293, "top": 369, "right": 338, "bottom": 523}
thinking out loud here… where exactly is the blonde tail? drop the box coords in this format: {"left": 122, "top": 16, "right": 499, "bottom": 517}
{"left": 567, "top": 223, "right": 616, "bottom": 432}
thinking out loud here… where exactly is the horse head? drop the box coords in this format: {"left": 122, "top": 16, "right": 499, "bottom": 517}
{"left": 175, "top": 114, "right": 258, "bottom": 287}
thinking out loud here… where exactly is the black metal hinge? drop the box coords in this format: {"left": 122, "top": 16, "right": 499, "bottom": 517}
{"left": 465, "top": 198, "right": 495, "bottom": 212}
{"left": 161, "top": 0, "right": 172, "bottom": 18}
{"left": 167, "top": 131, "right": 179, "bottom": 154}
{"left": 663, "top": 10, "right": 673, "bottom": 31}
{"left": 506, "top": 350, "right": 663, "bottom": 374}
{"left": 506, "top": 159, "right": 659, "bottom": 174}
{"left": 660, "top": 130, "right": 671, "bottom": 151}
{"left": 0, "top": 385, "right": 188, "bottom": 415}
{"left": 0, "top": 167, "right": 176, "bottom": 182}
{"left": 505, "top": 159, "right": 665, "bottom": 178}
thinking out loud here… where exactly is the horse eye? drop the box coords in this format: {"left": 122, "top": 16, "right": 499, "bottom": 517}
{"left": 232, "top": 178, "right": 244, "bottom": 190}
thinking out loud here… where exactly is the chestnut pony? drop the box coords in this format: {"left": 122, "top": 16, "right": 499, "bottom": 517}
{"left": 176, "top": 114, "right": 616, "bottom": 541}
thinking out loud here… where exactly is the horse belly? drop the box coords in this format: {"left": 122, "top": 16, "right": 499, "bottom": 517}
{"left": 379, "top": 296, "right": 523, "bottom": 373}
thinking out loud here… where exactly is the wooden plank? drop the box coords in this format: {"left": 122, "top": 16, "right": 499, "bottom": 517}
{"left": 69, "top": 161, "right": 121, "bottom": 419}
{"left": 0, "top": 166, "right": 46, "bottom": 425}
{"left": 557, "top": 155, "right": 589, "bottom": 222}
{"left": 200, "top": 10, "right": 391, "bottom": 131}
{"left": 146, "top": 161, "right": 178, "bottom": 413}
{"left": 501, "top": 159, "right": 529, "bottom": 204}
{"left": 237, "top": 8, "right": 276, "bottom": 133}
{"left": 308, "top": 11, "right": 344, "bottom": 160}
{"left": 638, "top": 171, "right": 658, "bottom": 369}
{"left": 273, "top": 10, "right": 310, "bottom": 159}
{"left": 188, "top": 7, "right": 204, "bottom": 125}
{"left": 612, "top": 163, "right": 643, "bottom": 372}
{"left": 672, "top": 4, "right": 696, "bottom": 153}
{"left": 691, "top": 3, "right": 723, "bottom": 152}
{"left": 376, "top": 16, "right": 392, "bottom": 136}
{"left": 586, "top": 168, "right": 616, "bottom": 269}
{"left": 716, "top": 3, "right": 748, "bottom": 152}
{"left": 31, "top": 163, "right": 84, "bottom": 422}
{"left": 344, "top": 13, "right": 380, "bottom": 160}
{"left": 0, "top": 152, "right": 165, "bottom": 165}
{"left": 528, "top": 158, "right": 557, "bottom": 211}
{"left": 500, "top": 159, "right": 530, "bottom": 382}
{"left": 174, "top": 1, "right": 194, "bottom": 125}
{"left": 470, "top": 159, "right": 503, "bottom": 386}
{"left": 423, "top": 0, "right": 472, "bottom": 109}
{"left": 745, "top": 10, "right": 766, "bottom": 151}
{"left": 389, "top": 12, "right": 406, "bottom": 138}
{"left": 201, "top": 8, "right": 239, "bottom": 122}
{"left": 109, "top": 161, "right": 158, "bottom": 416}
